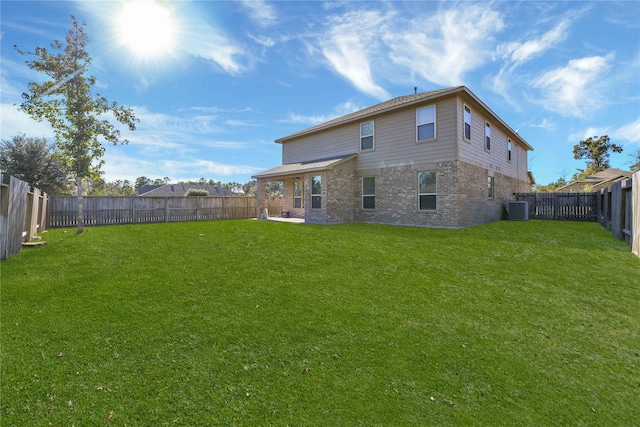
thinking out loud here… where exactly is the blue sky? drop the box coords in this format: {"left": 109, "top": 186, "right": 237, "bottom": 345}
{"left": 1, "top": 1, "right": 639, "bottom": 187}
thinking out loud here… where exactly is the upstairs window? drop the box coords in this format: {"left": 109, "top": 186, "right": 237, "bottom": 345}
{"left": 418, "top": 171, "right": 437, "bottom": 211}
{"left": 464, "top": 106, "right": 471, "bottom": 140}
{"left": 360, "top": 121, "right": 374, "bottom": 151}
{"left": 416, "top": 106, "right": 435, "bottom": 141}
{"left": 485, "top": 122, "right": 491, "bottom": 151}
{"left": 362, "top": 177, "right": 375, "bottom": 209}
{"left": 508, "top": 140, "right": 512, "bottom": 162}
{"left": 311, "top": 175, "right": 322, "bottom": 209}
{"left": 294, "top": 181, "right": 302, "bottom": 208}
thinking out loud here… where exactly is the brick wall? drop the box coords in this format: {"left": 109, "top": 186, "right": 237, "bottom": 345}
{"left": 281, "top": 178, "right": 305, "bottom": 219}
{"left": 267, "top": 159, "right": 528, "bottom": 227}
{"left": 353, "top": 161, "right": 528, "bottom": 228}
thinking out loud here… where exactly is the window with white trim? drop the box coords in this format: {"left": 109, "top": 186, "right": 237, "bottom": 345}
{"left": 362, "top": 177, "right": 375, "bottom": 209}
{"left": 360, "top": 121, "right": 374, "bottom": 151}
{"left": 311, "top": 175, "right": 322, "bottom": 209}
{"left": 418, "top": 171, "right": 436, "bottom": 211}
{"left": 507, "top": 140, "right": 512, "bottom": 162}
{"left": 485, "top": 122, "right": 491, "bottom": 151}
{"left": 294, "top": 181, "right": 302, "bottom": 208}
{"left": 488, "top": 176, "right": 494, "bottom": 199}
{"left": 416, "top": 106, "right": 436, "bottom": 141}
{"left": 464, "top": 106, "right": 471, "bottom": 141}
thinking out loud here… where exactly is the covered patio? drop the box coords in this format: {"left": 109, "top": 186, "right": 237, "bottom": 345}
{"left": 252, "top": 154, "right": 358, "bottom": 224}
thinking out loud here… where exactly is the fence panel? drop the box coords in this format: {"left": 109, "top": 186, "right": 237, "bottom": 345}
{"left": 134, "top": 197, "right": 167, "bottom": 223}
{"left": 623, "top": 179, "right": 633, "bottom": 246}
{"left": 515, "top": 192, "right": 598, "bottom": 221}
{"left": 633, "top": 172, "right": 639, "bottom": 257}
{"left": 48, "top": 196, "right": 265, "bottom": 227}
{"left": 609, "top": 180, "right": 628, "bottom": 242}
{"left": 0, "top": 175, "right": 48, "bottom": 260}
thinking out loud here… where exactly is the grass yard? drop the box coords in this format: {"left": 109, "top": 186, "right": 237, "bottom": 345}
{"left": 1, "top": 219, "right": 639, "bottom": 426}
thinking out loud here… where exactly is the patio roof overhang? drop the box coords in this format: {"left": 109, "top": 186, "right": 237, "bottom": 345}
{"left": 251, "top": 153, "right": 358, "bottom": 180}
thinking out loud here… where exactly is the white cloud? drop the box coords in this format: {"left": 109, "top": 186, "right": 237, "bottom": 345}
{"left": 497, "top": 19, "right": 570, "bottom": 65}
{"left": 532, "top": 53, "right": 614, "bottom": 117}
{"left": 320, "top": 10, "right": 391, "bottom": 100}
{"left": 240, "top": 0, "right": 278, "bottom": 28}
{"left": 0, "top": 103, "right": 55, "bottom": 140}
{"left": 199, "top": 139, "right": 251, "bottom": 149}
{"left": 385, "top": 4, "right": 504, "bottom": 86}
{"left": 491, "top": 11, "right": 585, "bottom": 105}
{"left": 614, "top": 118, "right": 640, "bottom": 144}
{"left": 283, "top": 101, "right": 362, "bottom": 125}
{"left": 184, "top": 27, "right": 246, "bottom": 74}
{"left": 567, "top": 127, "right": 611, "bottom": 143}
{"left": 102, "top": 152, "right": 262, "bottom": 183}
{"left": 531, "top": 118, "right": 556, "bottom": 131}
{"left": 132, "top": 106, "right": 223, "bottom": 136}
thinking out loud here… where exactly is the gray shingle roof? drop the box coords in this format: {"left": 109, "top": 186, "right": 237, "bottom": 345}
{"left": 252, "top": 154, "right": 358, "bottom": 179}
{"left": 555, "top": 168, "right": 633, "bottom": 192}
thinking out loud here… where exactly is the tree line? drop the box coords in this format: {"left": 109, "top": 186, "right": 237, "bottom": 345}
{"left": 0, "top": 134, "right": 278, "bottom": 197}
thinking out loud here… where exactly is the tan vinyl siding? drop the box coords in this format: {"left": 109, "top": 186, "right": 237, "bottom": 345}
{"left": 456, "top": 96, "right": 528, "bottom": 181}
{"left": 360, "top": 97, "right": 457, "bottom": 170}
{"left": 283, "top": 96, "right": 459, "bottom": 170}
{"left": 281, "top": 93, "right": 529, "bottom": 183}
{"left": 283, "top": 125, "right": 359, "bottom": 164}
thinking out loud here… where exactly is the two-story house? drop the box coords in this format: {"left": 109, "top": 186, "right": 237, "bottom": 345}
{"left": 253, "top": 86, "right": 533, "bottom": 228}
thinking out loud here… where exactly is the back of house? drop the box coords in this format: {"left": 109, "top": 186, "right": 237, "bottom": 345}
{"left": 253, "top": 86, "right": 533, "bottom": 228}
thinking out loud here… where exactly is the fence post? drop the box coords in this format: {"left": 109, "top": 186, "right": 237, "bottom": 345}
{"left": 610, "top": 181, "right": 624, "bottom": 240}
{"left": 0, "top": 177, "right": 8, "bottom": 260}
{"left": 633, "top": 172, "right": 639, "bottom": 257}
{"left": 165, "top": 197, "right": 169, "bottom": 222}
{"left": 39, "top": 192, "right": 48, "bottom": 231}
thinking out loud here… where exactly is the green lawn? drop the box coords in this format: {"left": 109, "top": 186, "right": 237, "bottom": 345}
{"left": 1, "top": 220, "right": 638, "bottom": 426}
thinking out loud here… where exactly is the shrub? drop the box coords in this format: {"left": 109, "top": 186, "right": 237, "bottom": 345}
{"left": 185, "top": 188, "right": 209, "bottom": 196}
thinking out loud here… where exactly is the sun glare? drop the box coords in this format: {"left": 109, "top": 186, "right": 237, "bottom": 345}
{"left": 119, "top": 1, "right": 175, "bottom": 58}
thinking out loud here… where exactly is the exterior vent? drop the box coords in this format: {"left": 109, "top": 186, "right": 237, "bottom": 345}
{"left": 509, "top": 201, "right": 528, "bottom": 221}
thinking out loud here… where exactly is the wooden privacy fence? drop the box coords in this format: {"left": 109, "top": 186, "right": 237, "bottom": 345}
{"left": 0, "top": 174, "right": 49, "bottom": 260}
{"left": 514, "top": 192, "right": 598, "bottom": 221}
{"left": 597, "top": 172, "right": 638, "bottom": 255}
{"left": 517, "top": 171, "right": 638, "bottom": 257}
{"left": 48, "top": 195, "right": 283, "bottom": 227}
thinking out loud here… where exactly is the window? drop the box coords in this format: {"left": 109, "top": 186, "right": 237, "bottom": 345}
{"left": 485, "top": 122, "right": 491, "bottom": 151}
{"left": 311, "top": 175, "right": 322, "bottom": 209}
{"left": 416, "top": 106, "right": 435, "bottom": 140}
{"left": 360, "top": 121, "right": 374, "bottom": 151}
{"left": 362, "top": 177, "right": 375, "bottom": 209}
{"left": 507, "top": 140, "right": 512, "bottom": 162}
{"left": 464, "top": 106, "right": 471, "bottom": 140}
{"left": 418, "top": 171, "right": 437, "bottom": 211}
{"left": 488, "top": 176, "right": 494, "bottom": 199}
{"left": 294, "top": 181, "right": 302, "bottom": 208}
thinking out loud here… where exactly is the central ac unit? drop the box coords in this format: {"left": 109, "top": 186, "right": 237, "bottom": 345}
{"left": 509, "top": 201, "right": 529, "bottom": 221}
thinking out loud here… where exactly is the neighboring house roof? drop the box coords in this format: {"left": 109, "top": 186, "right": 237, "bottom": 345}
{"left": 252, "top": 154, "right": 358, "bottom": 179}
{"left": 138, "top": 184, "right": 162, "bottom": 195}
{"left": 138, "top": 183, "right": 237, "bottom": 197}
{"left": 275, "top": 86, "right": 533, "bottom": 152}
{"left": 555, "top": 168, "right": 633, "bottom": 192}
